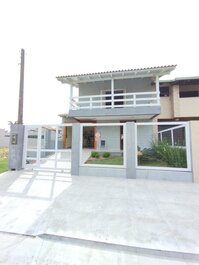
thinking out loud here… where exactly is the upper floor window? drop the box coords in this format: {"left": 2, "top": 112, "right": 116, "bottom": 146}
{"left": 105, "top": 90, "right": 124, "bottom": 108}
{"left": 160, "top": 86, "right": 169, "bottom": 97}
{"left": 179, "top": 90, "right": 199, "bottom": 98}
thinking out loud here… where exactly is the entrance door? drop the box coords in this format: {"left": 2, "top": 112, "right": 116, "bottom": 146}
{"left": 23, "top": 124, "right": 72, "bottom": 172}
{"left": 83, "top": 127, "right": 95, "bottom": 148}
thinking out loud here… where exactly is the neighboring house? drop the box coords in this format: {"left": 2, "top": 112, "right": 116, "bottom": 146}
{"left": 0, "top": 129, "right": 10, "bottom": 148}
{"left": 158, "top": 77, "right": 199, "bottom": 121}
{"left": 57, "top": 65, "right": 176, "bottom": 149}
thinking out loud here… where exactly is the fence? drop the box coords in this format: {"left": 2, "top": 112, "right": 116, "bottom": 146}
{"left": 79, "top": 123, "right": 126, "bottom": 168}
{"left": 135, "top": 122, "right": 191, "bottom": 171}
{"left": 23, "top": 124, "right": 72, "bottom": 171}
{"left": 71, "top": 92, "right": 159, "bottom": 110}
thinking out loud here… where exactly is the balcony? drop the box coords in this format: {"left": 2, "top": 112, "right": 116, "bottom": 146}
{"left": 69, "top": 91, "right": 161, "bottom": 120}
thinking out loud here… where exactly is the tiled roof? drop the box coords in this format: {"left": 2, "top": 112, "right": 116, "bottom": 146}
{"left": 57, "top": 65, "right": 177, "bottom": 85}
{"left": 161, "top": 76, "right": 199, "bottom": 83}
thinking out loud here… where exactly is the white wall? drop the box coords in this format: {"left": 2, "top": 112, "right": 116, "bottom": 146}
{"left": 114, "top": 78, "right": 153, "bottom": 93}
{"left": 79, "top": 77, "right": 153, "bottom": 96}
{"left": 79, "top": 80, "right": 110, "bottom": 96}
{"left": 137, "top": 125, "right": 153, "bottom": 149}
{"left": 96, "top": 125, "right": 121, "bottom": 151}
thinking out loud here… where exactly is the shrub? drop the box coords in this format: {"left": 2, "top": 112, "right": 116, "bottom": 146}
{"left": 0, "top": 148, "right": 9, "bottom": 159}
{"left": 152, "top": 141, "right": 187, "bottom": 168}
{"left": 141, "top": 148, "right": 157, "bottom": 161}
{"left": 91, "top": 151, "right": 100, "bottom": 158}
{"left": 95, "top": 152, "right": 100, "bottom": 158}
{"left": 103, "top": 152, "right": 110, "bottom": 158}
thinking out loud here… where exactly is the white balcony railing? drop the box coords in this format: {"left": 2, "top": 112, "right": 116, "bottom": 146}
{"left": 70, "top": 91, "right": 160, "bottom": 110}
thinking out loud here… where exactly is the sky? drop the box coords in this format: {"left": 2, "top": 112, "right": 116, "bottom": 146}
{"left": 0, "top": 0, "right": 199, "bottom": 130}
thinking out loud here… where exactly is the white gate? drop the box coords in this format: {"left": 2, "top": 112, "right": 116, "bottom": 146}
{"left": 23, "top": 124, "right": 72, "bottom": 172}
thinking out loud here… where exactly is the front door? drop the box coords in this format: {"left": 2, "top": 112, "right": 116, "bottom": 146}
{"left": 83, "top": 127, "right": 95, "bottom": 148}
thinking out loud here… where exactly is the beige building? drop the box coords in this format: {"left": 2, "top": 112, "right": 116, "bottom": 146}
{"left": 157, "top": 77, "right": 199, "bottom": 183}
{"left": 158, "top": 77, "right": 199, "bottom": 121}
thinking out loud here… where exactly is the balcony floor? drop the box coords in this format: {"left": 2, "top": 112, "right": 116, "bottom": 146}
{"left": 69, "top": 105, "right": 161, "bottom": 121}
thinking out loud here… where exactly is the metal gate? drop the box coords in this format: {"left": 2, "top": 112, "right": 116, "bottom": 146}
{"left": 23, "top": 124, "right": 72, "bottom": 172}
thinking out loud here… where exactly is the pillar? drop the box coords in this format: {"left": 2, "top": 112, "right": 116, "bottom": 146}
{"left": 111, "top": 79, "right": 114, "bottom": 108}
{"left": 190, "top": 121, "right": 199, "bottom": 183}
{"left": 126, "top": 122, "right": 136, "bottom": 179}
{"left": 70, "top": 84, "right": 73, "bottom": 109}
{"left": 71, "top": 123, "right": 81, "bottom": 175}
{"left": 155, "top": 75, "right": 160, "bottom": 105}
{"left": 8, "top": 124, "right": 25, "bottom": 170}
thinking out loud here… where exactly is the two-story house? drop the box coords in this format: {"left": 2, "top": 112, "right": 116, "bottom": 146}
{"left": 57, "top": 65, "right": 176, "bottom": 151}
{"left": 19, "top": 64, "right": 196, "bottom": 181}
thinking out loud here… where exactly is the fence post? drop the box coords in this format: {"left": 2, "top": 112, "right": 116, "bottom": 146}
{"left": 71, "top": 123, "right": 81, "bottom": 176}
{"left": 126, "top": 122, "right": 136, "bottom": 179}
{"left": 171, "top": 129, "right": 174, "bottom": 146}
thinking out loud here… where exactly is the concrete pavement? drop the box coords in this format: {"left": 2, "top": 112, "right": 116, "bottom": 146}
{"left": 1, "top": 232, "right": 199, "bottom": 265}
{"left": 0, "top": 170, "right": 199, "bottom": 264}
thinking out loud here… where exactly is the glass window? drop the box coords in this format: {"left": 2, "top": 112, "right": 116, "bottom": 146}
{"left": 105, "top": 90, "right": 124, "bottom": 107}
{"left": 160, "top": 86, "right": 169, "bottom": 97}
{"left": 179, "top": 90, "right": 199, "bottom": 98}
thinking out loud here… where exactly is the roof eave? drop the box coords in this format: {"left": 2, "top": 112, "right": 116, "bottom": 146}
{"left": 57, "top": 65, "right": 177, "bottom": 85}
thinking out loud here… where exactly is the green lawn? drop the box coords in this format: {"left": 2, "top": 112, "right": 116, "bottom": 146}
{"left": 0, "top": 158, "right": 8, "bottom": 173}
{"left": 139, "top": 159, "right": 168, "bottom": 167}
{"left": 86, "top": 156, "right": 168, "bottom": 167}
{"left": 86, "top": 156, "right": 123, "bottom": 165}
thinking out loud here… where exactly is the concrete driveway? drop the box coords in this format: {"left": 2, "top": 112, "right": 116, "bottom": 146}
{"left": 0, "top": 170, "right": 199, "bottom": 264}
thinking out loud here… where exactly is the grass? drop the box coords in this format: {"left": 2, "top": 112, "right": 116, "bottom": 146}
{"left": 86, "top": 156, "right": 123, "bottom": 165}
{"left": 86, "top": 155, "right": 169, "bottom": 167}
{"left": 0, "top": 148, "right": 9, "bottom": 173}
{"left": 0, "top": 158, "right": 8, "bottom": 173}
{"left": 139, "top": 159, "right": 168, "bottom": 167}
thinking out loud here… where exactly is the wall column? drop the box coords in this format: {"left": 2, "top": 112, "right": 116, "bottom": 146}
{"left": 126, "top": 122, "right": 136, "bottom": 179}
{"left": 8, "top": 124, "right": 25, "bottom": 170}
{"left": 171, "top": 85, "right": 180, "bottom": 118}
{"left": 190, "top": 121, "right": 199, "bottom": 183}
{"left": 71, "top": 123, "right": 81, "bottom": 175}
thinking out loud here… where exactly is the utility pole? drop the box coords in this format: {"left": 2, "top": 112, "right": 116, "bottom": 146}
{"left": 17, "top": 48, "right": 25, "bottom": 124}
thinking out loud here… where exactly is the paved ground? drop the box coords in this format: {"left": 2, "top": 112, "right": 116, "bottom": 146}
{"left": 0, "top": 170, "right": 199, "bottom": 264}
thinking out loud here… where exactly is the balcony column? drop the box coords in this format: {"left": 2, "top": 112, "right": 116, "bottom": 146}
{"left": 111, "top": 79, "right": 114, "bottom": 108}
{"left": 70, "top": 84, "right": 73, "bottom": 109}
{"left": 155, "top": 75, "right": 160, "bottom": 104}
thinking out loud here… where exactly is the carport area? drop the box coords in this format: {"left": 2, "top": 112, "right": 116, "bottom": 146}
{"left": 0, "top": 170, "right": 199, "bottom": 264}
